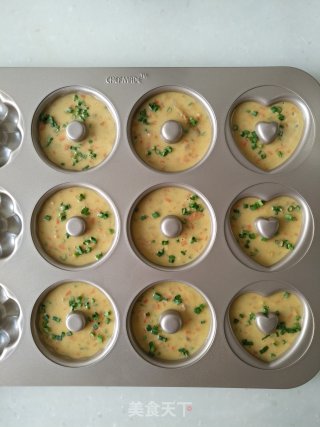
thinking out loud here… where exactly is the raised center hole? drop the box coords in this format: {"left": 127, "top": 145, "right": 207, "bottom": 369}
{"left": 66, "top": 121, "right": 87, "bottom": 142}
{"left": 161, "top": 120, "right": 183, "bottom": 144}
{"left": 160, "top": 215, "right": 183, "bottom": 238}
{"left": 66, "top": 311, "right": 87, "bottom": 332}
{"left": 66, "top": 216, "right": 87, "bottom": 237}
{"left": 159, "top": 309, "right": 183, "bottom": 334}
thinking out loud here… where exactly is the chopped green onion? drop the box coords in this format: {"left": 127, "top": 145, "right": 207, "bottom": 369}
{"left": 149, "top": 102, "right": 160, "bottom": 112}
{"left": 148, "top": 341, "right": 156, "bottom": 356}
{"left": 153, "top": 292, "right": 167, "bottom": 301}
{"left": 262, "top": 305, "right": 269, "bottom": 317}
{"left": 189, "top": 117, "right": 198, "bottom": 126}
{"left": 178, "top": 347, "right": 189, "bottom": 357}
{"left": 249, "top": 200, "right": 265, "bottom": 210}
{"left": 194, "top": 304, "right": 205, "bottom": 314}
{"left": 39, "top": 113, "right": 60, "bottom": 132}
{"left": 156, "top": 248, "right": 165, "bottom": 257}
{"left": 46, "top": 136, "right": 53, "bottom": 147}
{"left": 284, "top": 213, "right": 296, "bottom": 221}
{"left": 173, "top": 294, "right": 182, "bottom": 305}
{"left": 138, "top": 109, "right": 149, "bottom": 125}
{"left": 97, "top": 211, "right": 109, "bottom": 219}
{"left": 241, "top": 339, "right": 254, "bottom": 346}
{"left": 259, "top": 346, "right": 269, "bottom": 354}
{"left": 272, "top": 205, "right": 283, "bottom": 215}
{"left": 81, "top": 207, "right": 90, "bottom": 216}
{"left": 168, "top": 255, "right": 176, "bottom": 263}
{"left": 247, "top": 312, "right": 256, "bottom": 325}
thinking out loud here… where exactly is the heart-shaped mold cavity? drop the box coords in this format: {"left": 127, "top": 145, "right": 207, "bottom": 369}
{"left": 225, "top": 183, "right": 314, "bottom": 272}
{"left": 225, "top": 86, "right": 314, "bottom": 174}
{"left": 230, "top": 195, "right": 302, "bottom": 267}
{"left": 229, "top": 291, "right": 304, "bottom": 363}
{"left": 231, "top": 100, "right": 304, "bottom": 171}
{"left": 225, "top": 280, "right": 314, "bottom": 370}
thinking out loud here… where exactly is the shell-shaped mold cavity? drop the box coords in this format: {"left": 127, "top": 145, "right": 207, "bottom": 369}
{"left": 225, "top": 85, "right": 314, "bottom": 174}
{"left": 0, "top": 190, "right": 23, "bottom": 260}
{"left": 0, "top": 284, "right": 22, "bottom": 361}
{"left": 0, "top": 91, "right": 23, "bottom": 167}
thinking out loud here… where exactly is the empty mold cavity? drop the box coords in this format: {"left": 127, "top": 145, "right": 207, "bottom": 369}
{"left": 0, "top": 284, "right": 22, "bottom": 361}
{"left": 0, "top": 91, "right": 23, "bottom": 167}
{"left": 0, "top": 190, "right": 22, "bottom": 260}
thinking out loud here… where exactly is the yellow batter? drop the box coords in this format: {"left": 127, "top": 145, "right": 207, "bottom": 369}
{"left": 38, "top": 92, "right": 116, "bottom": 171}
{"left": 231, "top": 101, "right": 304, "bottom": 170}
{"left": 131, "top": 91, "right": 213, "bottom": 172}
{"left": 131, "top": 187, "right": 212, "bottom": 267}
{"left": 230, "top": 291, "right": 303, "bottom": 362}
{"left": 37, "top": 186, "right": 116, "bottom": 267}
{"left": 37, "top": 281, "right": 115, "bottom": 360}
{"left": 130, "top": 281, "right": 212, "bottom": 361}
{"left": 230, "top": 196, "right": 302, "bottom": 266}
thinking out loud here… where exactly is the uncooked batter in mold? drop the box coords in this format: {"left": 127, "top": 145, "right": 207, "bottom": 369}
{"left": 38, "top": 92, "right": 116, "bottom": 171}
{"left": 230, "top": 196, "right": 302, "bottom": 267}
{"left": 37, "top": 186, "right": 116, "bottom": 267}
{"left": 231, "top": 101, "right": 304, "bottom": 171}
{"left": 230, "top": 291, "right": 303, "bottom": 362}
{"left": 131, "top": 91, "right": 213, "bottom": 172}
{"left": 37, "top": 281, "right": 115, "bottom": 360}
{"left": 130, "top": 281, "right": 212, "bottom": 361}
{"left": 130, "top": 187, "right": 212, "bottom": 267}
